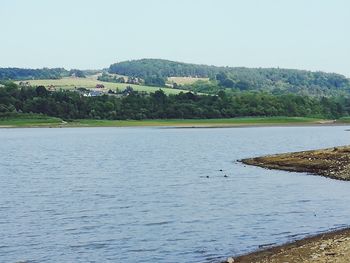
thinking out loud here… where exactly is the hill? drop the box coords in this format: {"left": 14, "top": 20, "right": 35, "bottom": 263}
{"left": 2, "top": 60, "right": 350, "bottom": 97}
{"left": 108, "top": 59, "right": 350, "bottom": 97}
{"left": 109, "top": 59, "right": 220, "bottom": 78}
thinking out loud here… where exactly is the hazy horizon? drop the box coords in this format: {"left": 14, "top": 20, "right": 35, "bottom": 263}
{"left": 1, "top": 0, "right": 349, "bottom": 77}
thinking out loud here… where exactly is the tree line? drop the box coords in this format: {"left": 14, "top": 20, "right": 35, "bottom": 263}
{"left": 0, "top": 68, "right": 87, "bottom": 80}
{"left": 0, "top": 83, "right": 348, "bottom": 120}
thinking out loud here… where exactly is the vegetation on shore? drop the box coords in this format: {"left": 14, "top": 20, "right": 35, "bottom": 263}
{"left": 1, "top": 82, "right": 348, "bottom": 121}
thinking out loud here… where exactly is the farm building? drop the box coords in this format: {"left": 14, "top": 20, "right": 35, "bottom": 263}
{"left": 83, "top": 90, "right": 104, "bottom": 97}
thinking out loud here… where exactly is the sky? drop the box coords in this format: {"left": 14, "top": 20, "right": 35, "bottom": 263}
{"left": 1, "top": 0, "right": 349, "bottom": 76}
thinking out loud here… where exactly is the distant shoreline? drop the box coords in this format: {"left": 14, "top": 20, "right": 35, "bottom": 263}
{"left": 1, "top": 123, "right": 349, "bottom": 129}
{"left": 0, "top": 122, "right": 348, "bottom": 129}
{"left": 1, "top": 116, "right": 349, "bottom": 129}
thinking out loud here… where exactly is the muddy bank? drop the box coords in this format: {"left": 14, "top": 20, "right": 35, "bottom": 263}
{"left": 224, "top": 228, "right": 350, "bottom": 263}
{"left": 241, "top": 145, "right": 350, "bottom": 181}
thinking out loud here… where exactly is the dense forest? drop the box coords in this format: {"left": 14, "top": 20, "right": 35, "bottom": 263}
{"left": 0, "top": 68, "right": 87, "bottom": 80}
{"left": 0, "top": 83, "right": 348, "bottom": 120}
{"left": 109, "top": 59, "right": 219, "bottom": 78}
{"left": 109, "top": 59, "right": 350, "bottom": 97}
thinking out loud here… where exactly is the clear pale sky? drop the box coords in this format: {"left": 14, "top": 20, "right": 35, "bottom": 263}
{"left": 1, "top": 0, "right": 349, "bottom": 76}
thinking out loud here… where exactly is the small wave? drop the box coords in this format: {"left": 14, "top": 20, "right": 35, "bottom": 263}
{"left": 70, "top": 242, "right": 108, "bottom": 249}
{"left": 0, "top": 245, "right": 10, "bottom": 249}
{"left": 94, "top": 193, "right": 116, "bottom": 198}
{"left": 286, "top": 232, "right": 311, "bottom": 239}
{"left": 128, "top": 248, "right": 158, "bottom": 252}
{"left": 298, "top": 199, "right": 312, "bottom": 203}
{"left": 286, "top": 210, "right": 304, "bottom": 214}
{"left": 166, "top": 237, "right": 186, "bottom": 242}
{"left": 271, "top": 231, "right": 292, "bottom": 236}
{"left": 258, "top": 242, "right": 276, "bottom": 248}
{"left": 181, "top": 219, "right": 201, "bottom": 224}
{"left": 117, "top": 206, "right": 131, "bottom": 209}
{"left": 144, "top": 221, "right": 173, "bottom": 226}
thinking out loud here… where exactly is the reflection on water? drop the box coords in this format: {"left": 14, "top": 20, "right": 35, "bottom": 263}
{"left": 1, "top": 126, "right": 350, "bottom": 262}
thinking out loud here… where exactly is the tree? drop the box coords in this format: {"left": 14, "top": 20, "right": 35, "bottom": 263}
{"left": 152, "top": 90, "right": 167, "bottom": 104}
{"left": 117, "top": 77, "right": 125, "bottom": 83}
{"left": 217, "top": 90, "right": 227, "bottom": 99}
{"left": 36, "top": 86, "right": 48, "bottom": 97}
{"left": 144, "top": 76, "right": 166, "bottom": 87}
{"left": 222, "top": 78, "right": 234, "bottom": 88}
{"left": 236, "top": 81, "right": 250, "bottom": 91}
{"left": 69, "top": 69, "right": 85, "bottom": 78}
{"left": 216, "top": 72, "right": 228, "bottom": 83}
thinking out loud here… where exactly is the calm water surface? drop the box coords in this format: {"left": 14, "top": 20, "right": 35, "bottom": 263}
{"left": 1, "top": 126, "right": 350, "bottom": 262}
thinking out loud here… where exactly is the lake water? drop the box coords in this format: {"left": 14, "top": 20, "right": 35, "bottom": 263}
{"left": 1, "top": 126, "right": 350, "bottom": 263}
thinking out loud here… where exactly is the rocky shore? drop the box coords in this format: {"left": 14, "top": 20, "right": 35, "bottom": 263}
{"left": 241, "top": 145, "right": 350, "bottom": 181}
{"left": 226, "top": 228, "right": 350, "bottom": 263}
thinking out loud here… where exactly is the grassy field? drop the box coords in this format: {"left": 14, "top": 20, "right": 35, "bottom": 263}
{"left": 0, "top": 116, "right": 330, "bottom": 128}
{"left": 167, "top": 76, "right": 209, "bottom": 85}
{"left": 16, "top": 76, "right": 191, "bottom": 95}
